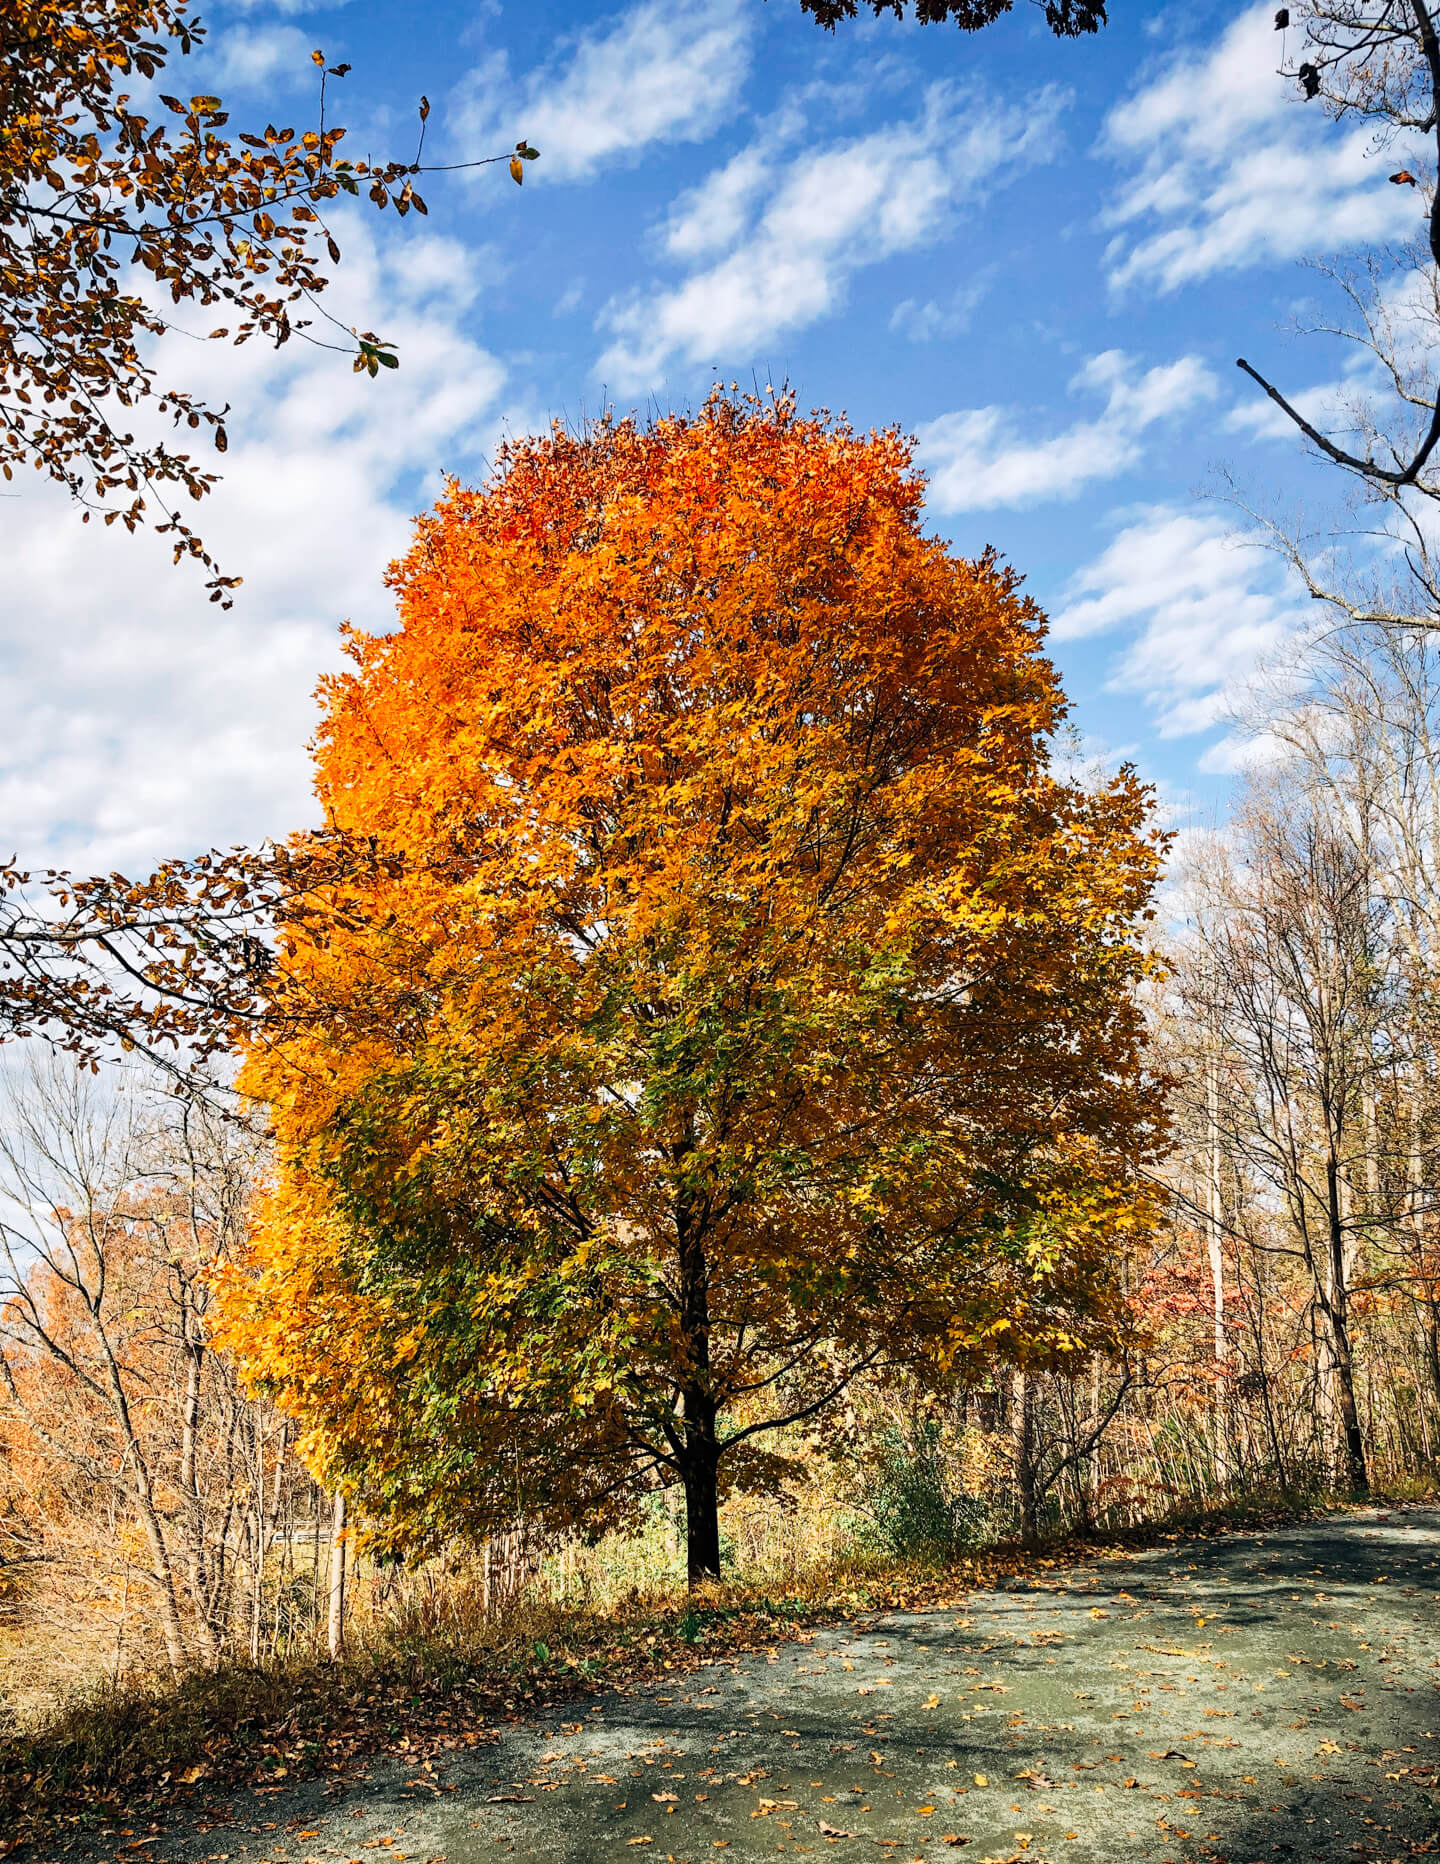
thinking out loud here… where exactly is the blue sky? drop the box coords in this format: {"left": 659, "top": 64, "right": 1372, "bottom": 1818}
{"left": 1, "top": 0, "right": 1418, "bottom": 873}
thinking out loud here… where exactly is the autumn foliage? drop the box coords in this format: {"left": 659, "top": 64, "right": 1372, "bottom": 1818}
{"left": 0, "top": 0, "right": 533, "bottom": 599}
{"left": 222, "top": 393, "right": 1167, "bottom": 1579}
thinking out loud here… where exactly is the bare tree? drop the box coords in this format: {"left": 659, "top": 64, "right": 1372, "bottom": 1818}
{"left": 1233, "top": 2, "right": 1440, "bottom": 628}
{"left": 0, "top": 1058, "right": 267, "bottom": 1673}
{"left": 1174, "top": 780, "right": 1395, "bottom": 1492}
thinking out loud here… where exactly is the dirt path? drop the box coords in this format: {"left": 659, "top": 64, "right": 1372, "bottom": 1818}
{"left": 43, "top": 1508, "right": 1440, "bottom": 1864}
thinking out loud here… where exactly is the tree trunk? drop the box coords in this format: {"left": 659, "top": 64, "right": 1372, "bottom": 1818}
{"left": 327, "top": 1490, "right": 347, "bottom": 1659}
{"left": 1206, "top": 1059, "right": 1229, "bottom": 1489}
{"left": 676, "top": 1196, "right": 722, "bottom": 1583}
{"left": 1325, "top": 1155, "right": 1369, "bottom": 1495}
{"left": 134, "top": 1484, "right": 189, "bottom": 1676}
{"left": 1424, "top": 1303, "right": 1440, "bottom": 1427}
{"left": 177, "top": 1333, "right": 221, "bottom": 1667}
{"left": 1012, "top": 1369, "right": 1038, "bottom": 1549}
{"left": 681, "top": 1400, "right": 722, "bottom": 1584}
{"left": 98, "top": 1358, "right": 189, "bottom": 1674}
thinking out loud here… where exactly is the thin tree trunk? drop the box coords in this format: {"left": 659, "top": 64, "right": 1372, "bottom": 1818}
{"left": 327, "top": 1490, "right": 347, "bottom": 1660}
{"left": 176, "top": 1337, "right": 223, "bottom": 1667}
{"left": 98, "top": 1354, "right": 189, "bottom": 1675}
{"left": 249, "top": 1417, "right": 263, "bottom": 1664}
{"left": 1206, "top": 1059, "right": 1229, "bottom": 1488}
{"left": 1325, "top": 1154, "right": 1370, "bottom": 1494}
{"left": 132, "top": 1480, "right": 189, "bottom": 1675}
{"left": 310, "top": 1484, "right": 322, "bottom": 1641}
{"left": 1013, "top": 1368, "right": 1038, "bottom": 1549}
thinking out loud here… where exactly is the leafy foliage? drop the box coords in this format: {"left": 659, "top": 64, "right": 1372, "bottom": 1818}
{"left": 0, "top": 0, "right": 535, "bottom": 600}
{"left": 860, "top": 1422, "right": 980, "bottom": 1561}
{"left": 0, "top": 835, "right": 385, "bottom": 1062}
{"left": 221, "top": 391, "right": 1167, "bottom": 1576}
{"left": 797, "top": 0, "right": 1106, "bottom": 37}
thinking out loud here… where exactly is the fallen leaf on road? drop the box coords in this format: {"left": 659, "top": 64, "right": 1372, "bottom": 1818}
{"left": 652, "top": 1792, "right": 678, "bottom": 1803}
{"left": 484, "top": 1795, "right": 534, "bottom": 1804}
{"left": 973, "top": 1774, "right": 988, "bottom": 1787}
{"left": 627, "top": 1840, "right": 653, "bottom": 1849}
{"left": 942, "top": 1838, "right": 971, "bottom": 1848}
{"left": 817, "top": 1820, "right": 857, "bottom": 1837}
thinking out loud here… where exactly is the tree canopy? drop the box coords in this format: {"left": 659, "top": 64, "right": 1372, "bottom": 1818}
{"left": 219, "top": 392, "right": 1167, "bottom": 1580}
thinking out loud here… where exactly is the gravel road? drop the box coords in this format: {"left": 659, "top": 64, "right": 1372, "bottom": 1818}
{"left": 46, "top": 1508, "right": 1440, "bottom": 1864}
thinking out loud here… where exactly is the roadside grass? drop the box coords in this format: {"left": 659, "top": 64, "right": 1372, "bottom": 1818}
{"left": 0, "top": 1481, "right": 1421, "bottom": 1858}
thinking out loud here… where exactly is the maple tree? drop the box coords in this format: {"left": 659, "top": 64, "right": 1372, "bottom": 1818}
{"left": 219, "top": 392, "right": 1167, "bottom": 1582}
{"left": 0, "top": 0, "right": 536, "bottom": 602}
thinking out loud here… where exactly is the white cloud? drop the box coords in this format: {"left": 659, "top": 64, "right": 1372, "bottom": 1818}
{"left": 889, "top": 277, "right": 990, "bottom": 343}
{"left": 596, "top": 82, "right": 1064, "bottom": 392}
{"left": 448, "top": 0, "right": 752, "bottom": 185}
{"left": 218, "top": 0, "right": 354, "bottom": 14}
{"left": 1052, "top": 506, "right": 1311, "bottom": 749}
{"left": 0, "top": 217, "right": 513, "bottom": 875}
{"left": 1101, "top": 2, "right": 1420, "bottom": 292}
{"left": 1223, "top": 375, "right": 1351, "bottom": 442}
{"left": 208, "top": 22, "right": 313, "bottom": 91}
{"left": 918, "top": 350, "right": 1217, "bottom": 513}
